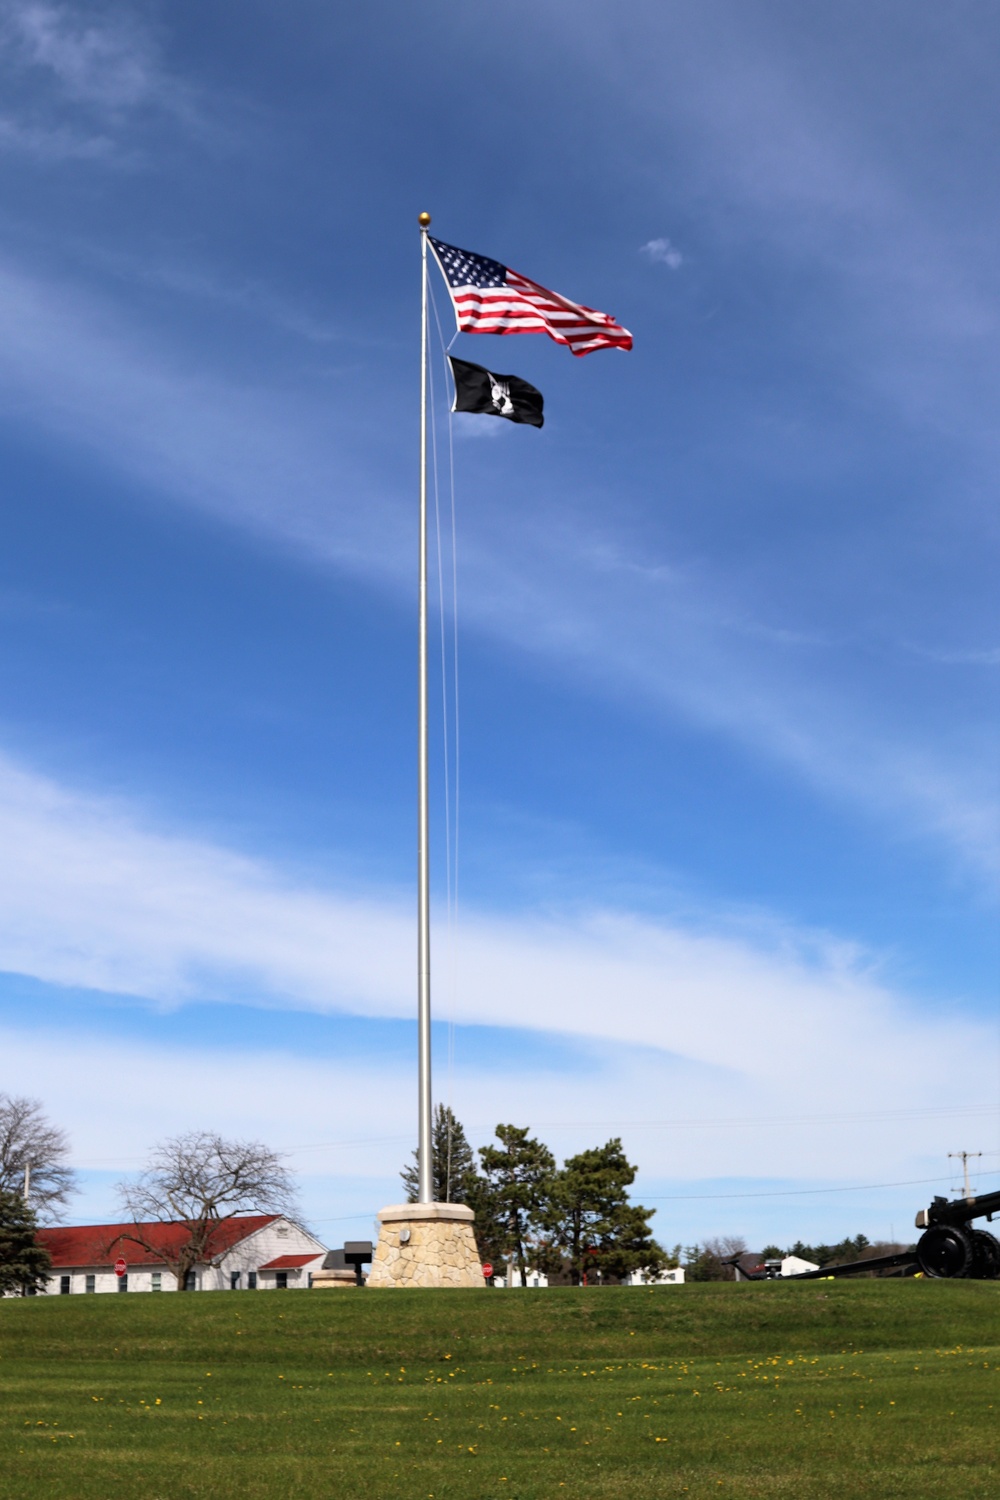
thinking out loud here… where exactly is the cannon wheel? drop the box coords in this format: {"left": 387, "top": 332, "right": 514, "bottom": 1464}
{"left": 916, "top": 1223, "right": 973, "bottom": 1278}
{"left": 968, "top": 1229, "right": 1000, "bottom": 1280}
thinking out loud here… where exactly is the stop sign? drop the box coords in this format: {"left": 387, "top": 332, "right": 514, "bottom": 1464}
{"left": 114, "top": 1257, "right": 127, "bottom": 1278}
{"left": 481, "top": 1262, "right": 493, "bottom": 1279}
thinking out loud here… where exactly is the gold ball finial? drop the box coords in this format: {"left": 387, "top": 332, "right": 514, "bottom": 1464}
{"left": 418, "top": 212, "right": 431, "bottom": 228}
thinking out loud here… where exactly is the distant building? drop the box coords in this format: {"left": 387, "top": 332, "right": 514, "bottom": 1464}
{"left": 491, "top": 1266, "right": 684, "bottom": 1288}
{"left": 491, "top": 1268, "right": 549, "bottom": 1288}
{"left": 627, "top": 1266, "right": 685, "bottom": 1285}
{"left": 33, "top": 1215, "right": 326, "bottom": 1294}
{"left": 779, "top": 1254, "right": 820, "bottom": 1277}
{"left": 731, "top": 1252, "right": 820, "bottom": 1281}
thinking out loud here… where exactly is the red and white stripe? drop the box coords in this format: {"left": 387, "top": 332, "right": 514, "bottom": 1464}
{"left": 447, "top": 267, "right": 632, "bottom": 357}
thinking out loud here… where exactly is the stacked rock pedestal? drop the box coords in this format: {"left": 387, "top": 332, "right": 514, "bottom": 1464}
{"left": 367, "top": 1203, "right": 484, "bottom": 1288}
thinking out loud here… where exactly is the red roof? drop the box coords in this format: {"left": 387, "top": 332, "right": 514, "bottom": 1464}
{"left": 37, "top": 1216, "right": 279, "bottom": 1268}
{"left": 258, "top": 1253, "right": 322, "bottom": 1270}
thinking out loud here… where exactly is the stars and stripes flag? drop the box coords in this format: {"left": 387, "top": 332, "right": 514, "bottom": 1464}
{"left": 428, "top": 236, "right": 632, "bottom": 357}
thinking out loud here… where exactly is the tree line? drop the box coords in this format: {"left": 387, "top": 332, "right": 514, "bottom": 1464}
{"left": 680, "top": 1232, "right": 913, "bottom": 1281}
{"left": 1, "top": 1090, "right": 909, "bottom": 1294}
{"left": 401, "top": 1106, "right": 667, "bottom": 1284}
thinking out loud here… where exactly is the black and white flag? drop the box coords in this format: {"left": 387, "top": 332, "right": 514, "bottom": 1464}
{"left": 448, "top": 356, "right": 544, "bottom": 428}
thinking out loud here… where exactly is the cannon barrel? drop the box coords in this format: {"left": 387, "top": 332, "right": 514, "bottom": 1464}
{"left": 783, "top": 1250, "right": 917, "bottom": 1280}
{"left": 917, "top": 1186, "right": 1000, "bottom": 1230}
{"left": 724, "top": 1249, "right": 918, "bottom": 1282}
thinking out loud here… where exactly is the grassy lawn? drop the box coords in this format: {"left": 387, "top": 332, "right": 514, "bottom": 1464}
{"left": 0, "top": 1280, "right": 997, "bottom": 1498}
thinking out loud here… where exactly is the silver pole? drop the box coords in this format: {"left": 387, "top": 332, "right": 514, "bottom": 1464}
{"left": 417, "top": 212, "right": 433, "bottom": 1204}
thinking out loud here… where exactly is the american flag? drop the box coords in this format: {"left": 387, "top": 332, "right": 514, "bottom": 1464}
{"left": 428, "top": 236, "right": 632, "bottom": 357}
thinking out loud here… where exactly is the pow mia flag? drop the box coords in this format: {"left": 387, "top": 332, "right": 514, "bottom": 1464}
{"left": 448, "top": 356, "right": 544, "bottom": 429}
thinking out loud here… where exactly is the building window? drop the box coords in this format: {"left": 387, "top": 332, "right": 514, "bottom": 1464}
{"left": 60, "top": 1275, "right": 71, "bottom": 1295}
{"left": 117, "top": 1275, "right": 128, "bottom": 1293}
{"left": 151, "top": 1273, "right": 162, "bottom": 1292}
{"left": 85, "top": 1274, "right": 96, "bottom": 1294}
{"left": 183, "top": 1271, "right": 197, "bottom": 1291}
{"left": 230, "top": 1272, "right": 241, "bottom": 1290}
{"left": 275, "top": 1272, "right": 288, "bottom": 1290}
{"left": 248, "top": 1271, "right": 257, "bottom": 1290}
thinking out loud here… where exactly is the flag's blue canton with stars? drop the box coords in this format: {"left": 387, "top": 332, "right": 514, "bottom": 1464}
{"left": 427, "top": 235, "right": 632, "bottom": 356}
{"left": 430, "top": 237, "right": 505, "bottom": 290}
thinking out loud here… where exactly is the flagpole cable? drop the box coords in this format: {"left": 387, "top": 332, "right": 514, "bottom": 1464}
{"left": 417, "top": 212, "right": 433, "bottom": 1205}
{"left": 427, "top": 313, "right": 462, "bottom": 1200}
{"left": 428, "top": 275, "right": 462, "bottom": 1140}
{"left": 427, "top": 295, "right": 457, "bottom": 1150}
{"left": 446, "top": 368, "right": 460, "bottom": 1152}
{"left": 427, "top": 310, "right": 452, "bottom": 958}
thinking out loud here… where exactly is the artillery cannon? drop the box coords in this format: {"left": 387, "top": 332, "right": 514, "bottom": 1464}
{"left": 908, "top": 1185, "right": 1000, "bottom": 1279}
{"left": 734, "top": 1184, "right": 1000, "bottom": 1282}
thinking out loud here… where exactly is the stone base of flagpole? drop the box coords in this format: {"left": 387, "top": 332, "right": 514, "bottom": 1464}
{"left": 366, "top": 1203, "right": 484, "bottom": 1288}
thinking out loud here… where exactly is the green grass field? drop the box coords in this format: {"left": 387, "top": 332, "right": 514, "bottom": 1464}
{"left": 1, "top": 1280, "right": 997, "bottom": 1499}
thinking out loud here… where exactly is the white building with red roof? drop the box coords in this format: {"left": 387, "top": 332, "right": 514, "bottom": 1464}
{"left": 35, "top": 1215, "right": 327, "bottom": 1294}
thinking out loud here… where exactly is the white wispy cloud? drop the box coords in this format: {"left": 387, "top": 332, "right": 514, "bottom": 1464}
{"left": 640, "top": 236, "right": 683, "bottom": 269}
{"left": 588, "top": 3, "right": 1000, "bottom": 460}
{"left": 0, "top": 749, "right": 992, "bottom": 1157}
{"left": 0, "top": 111, "right": 112, "bottom": 159}
{"left": 451, "top": 411, "right": 506, "bottom": 439}
{"left": 0, "top": 255, "right": 400, "bottom": 574}
{"left": 3, "top": 1, "right": 152, "bottom": 109}
{"left": 77, "top": 246, "right": 346, "bottom": 345}
{"left": 0, "top": 1, "right": 220, "bottom": 157}
{"left": 909, "top": 644, "right": 1000, "bottom": 668}
{"left": 6, "top": 1022, "right": 994, "bottom": 1240}
{"left": 455, "top": 523, "right": 1000, "bottom": 884}
{"left": 0, "top": 250, "right": 994, "bottom": 884}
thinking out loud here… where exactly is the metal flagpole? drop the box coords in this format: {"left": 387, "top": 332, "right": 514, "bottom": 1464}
{"left": 417, "top": 211, "right": 433, "bottom": 1204}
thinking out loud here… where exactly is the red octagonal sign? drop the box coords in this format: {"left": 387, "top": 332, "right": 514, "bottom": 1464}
{"left": 481, "top": 1262, "right": 493, "bottom": 1279}
{"left": 114, "top": 1257, "right": 127, "bottom": 1278}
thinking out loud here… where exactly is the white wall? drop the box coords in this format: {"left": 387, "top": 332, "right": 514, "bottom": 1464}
{"left": 628, "top": 1266, "right": 685, "bottom": 1285}
{"left": 780, "top": 1255, "right": 820, "bottom": 1277}
{"left": 490, "top": 1268, "right": 548, "bottom": 1288}
{"left": 212, "top": 1217, "right": 326, "bottom": 1290}
{"left": 38, "top": 1217, "right": 328, "bottom": 1294}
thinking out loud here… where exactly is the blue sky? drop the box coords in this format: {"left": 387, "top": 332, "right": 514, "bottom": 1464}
{"left": 0, "top": 0, "right": 997, "bottom": 1250}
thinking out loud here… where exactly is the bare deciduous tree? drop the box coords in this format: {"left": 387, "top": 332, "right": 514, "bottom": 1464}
{"left": 0, "top": 1094, "right": 76, "bottom": 1219}
{"left": 116, "top": 1131, "right": 300, "bottom": 1290}
{"left": 685, "top": 1235, "right": 748, "bottom": 1281}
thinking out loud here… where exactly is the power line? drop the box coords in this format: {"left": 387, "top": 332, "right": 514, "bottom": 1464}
{"left": 476, "top": 1104, "right": 999, "bottom": 1135}
{"left": 70, "top": 1110, "right": 1000, "bottom": 1170}
{"left": 643, "top": 1170, "right": 1000, "bottom": 1202}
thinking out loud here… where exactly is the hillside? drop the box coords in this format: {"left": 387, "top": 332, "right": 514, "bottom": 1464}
{"left": 1, "top": 1281, "right": 997, "bottom": 1498}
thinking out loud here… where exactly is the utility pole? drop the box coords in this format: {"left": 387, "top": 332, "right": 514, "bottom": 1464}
{"left": 949, "top": 1150, "right": 982, "bottom": 1202}
{"left": 23, "top": 1159, "right": 30, "bottom": 1202}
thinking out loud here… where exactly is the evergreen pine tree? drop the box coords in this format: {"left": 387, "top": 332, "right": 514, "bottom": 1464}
{"left": 542, "top": 1138, "right": 664, "bottom": 1284}
{"left": 0, "top": 1188, "right": 51, "bottom": 1295}
{"left": 478, "top": 1124, "right": 555, "bottom": 1283}
{"left": 401, "top": 1105, "right": 480, "bottom": 1205}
